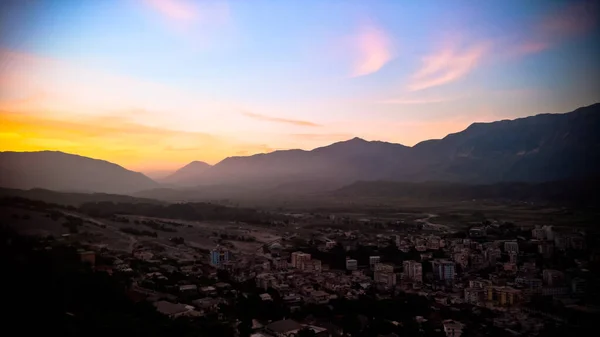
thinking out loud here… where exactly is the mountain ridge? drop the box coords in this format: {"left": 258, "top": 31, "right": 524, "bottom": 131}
{"left": 1, "top": 103, "right": 599, "bottom": 194}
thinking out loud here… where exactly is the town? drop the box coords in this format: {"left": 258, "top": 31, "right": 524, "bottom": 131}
{"left": 5, "top": 196, "right": 597, "bottom": 337}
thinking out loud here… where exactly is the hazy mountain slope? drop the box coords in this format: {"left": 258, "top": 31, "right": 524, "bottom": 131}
{"left": 0, "top": 151, "right": 158, "bottom": 194}
{"left": 193, "top": 138, "right": 410, "bottom": 188}
{"left": 183, "top": 103, "right": 600, "bottom": 187}
{"left": 161, "top": 161, "right": 212, "bottom": 185}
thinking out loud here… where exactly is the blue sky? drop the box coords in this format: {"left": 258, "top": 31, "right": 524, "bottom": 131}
{"left": 0, "top": 0, "right": 599, "bottom": 172}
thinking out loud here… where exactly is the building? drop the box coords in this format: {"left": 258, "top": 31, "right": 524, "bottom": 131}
{"left": 486, "top": 286, "right": 521, "bottom": 306}
{"left": 464, "top": 287, "right": 485, "bottom": 304}
{"left": 301, "top": 259, "right": 322, "bottom": 272}
{"left": 259, "top": 293, "right": 273, "bottom": 301}
{"left": 485, "top": 247, "right": 502, "bottom": 264}
{"left": 272, "top": 257, "right": 288, "bottom": 270}
{"left": 291, "top": 252, "right": 311, "bottom": 269}
{"left": 427, "top": 236, "right": 441, "bottom": 250}
{"left": 210, "top": 246, "right": 230, "bottom": 267}
{"left": 542, "top": 269, "right": 564, "bottom": 286}
{"left": 403, "top": 260, "right": 422, "bottom": 283}
{"left": 442, "top": 320, "right": 464, "bottom": 337}
{"left": 154, "top": 300, "right": 197, "bottom": 318}
{"left": 432, "top": 260, "right": 455, "bottom": 282}
{"left": 346, "top": 259, "right": 358, "bottom": 271}
{"left": 374, "top": 263, "right": 394, "bottom": 273}
{"left": 515, "top": 277, "right": 543, "bottom": 292}
{"left": 369, "top": 256, "right": 381, "bottom": 269}
{"left": 504, "top": 241, "right": 519, "bottom": 254}
{"left": 508, "top": 252, "right": 518, "bottom": 264}
{"left": 374, "top": 271, "right": 397, "bottom": 287}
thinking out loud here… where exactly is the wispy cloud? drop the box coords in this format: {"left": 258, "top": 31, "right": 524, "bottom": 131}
{"left": 350, "top": 22, "right": 394, "bottom": 78}
{"left": 241, "top": 111, "right": 320, "bottom": 127}
{"left": 143, "top": 0, "right": 197, "bottom": 23}
{"left": 291, "top": 133, "right": 354, "bottom": 141}
{"left": 407, "top": 39, "right": 489, "bottom": 91}
{"left": 378, "top": 96, "right": 461, "bottom": 105}
{"left": 142, "top": 0, "right": 230, "bottom": 27}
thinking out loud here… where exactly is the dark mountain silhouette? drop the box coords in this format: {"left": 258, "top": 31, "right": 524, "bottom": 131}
{"left": 178, "top": 103, "right": 600, "bottom": 187}
{"left": 161, "top": 160, "right": 212, "bottom": 185}
{"left": 0, "top": 151, "right": 158, "bottom": 194}
{"left": 2, "top": 104, "right": 598, "bottom": 196}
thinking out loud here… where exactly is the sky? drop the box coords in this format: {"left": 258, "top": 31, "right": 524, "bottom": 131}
{"left": 0, "top": 0, "right": 599, "bottom": 176}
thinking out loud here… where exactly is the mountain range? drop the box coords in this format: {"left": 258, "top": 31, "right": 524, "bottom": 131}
{"left": 1, "top": 103, "right": 598, "bottom": 196}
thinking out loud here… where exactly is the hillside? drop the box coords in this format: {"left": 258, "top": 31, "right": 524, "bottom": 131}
{"left": 0, "top": 188, "right": 164, "bottom": 207}
{"left": 170, "top": 103, "right": 600, "bottom": 188}
{"left": 0, "top": 151, "right": 158, "bottom": 194}
{"left": 333, "top": 179, "right": 600, "bottom": 205}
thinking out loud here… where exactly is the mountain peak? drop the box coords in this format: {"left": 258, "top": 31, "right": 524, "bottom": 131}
{"left": 162, "top": 160, "right": 212, "bottom": 185}
{"left": 184, "top": 160, "right": 211, "bottom": 168}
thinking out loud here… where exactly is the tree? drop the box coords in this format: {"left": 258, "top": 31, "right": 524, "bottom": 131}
{"left": 297, "top": 327, "right": 317, "bottom": 337}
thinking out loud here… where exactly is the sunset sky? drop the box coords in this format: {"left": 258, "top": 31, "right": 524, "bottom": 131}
{"left": 1, "top": 0, "right": 599, "bottom": 175}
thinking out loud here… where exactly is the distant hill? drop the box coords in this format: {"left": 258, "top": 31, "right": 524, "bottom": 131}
{"left": 170, "top": 103, "right": 600, "bottom": 188}
{"left": 0, "top": 187, "right": 164, "bottom": 207}
{"left": 161, "top": 161, "right": 212, "bottom": 185}
{"left": 186, "top": 137, "right": 410, "bottom": 188}
{"left": 333, "top": 178, "right": 600, "bottom": 205}
{"left": 0, "top": 151, "right": 158, "bottom": 194}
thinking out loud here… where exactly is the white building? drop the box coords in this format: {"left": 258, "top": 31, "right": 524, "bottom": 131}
{"left": 346, "top": 259, "right": 358, "bottom": 271}
{"left": 443, "top": 320, "right": 464, "bottom": 337}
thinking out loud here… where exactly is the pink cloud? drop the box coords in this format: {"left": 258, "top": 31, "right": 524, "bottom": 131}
{"left": 142, "top": 0, "right": 230, "bottom": 31}
{"left": 241, "top": 111, "right": 321, "bottom": 127}
{"left": 378, "top": 96, "right": 461, "bottom": 105}
{"left": 144, "top": 0, "right": 197, "bottom": 23}
{"left": 350, "top": 23, "right": 394, "bottom": 78}
{"left": 407, "top": 40, "right": 490, "bottom": 91}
